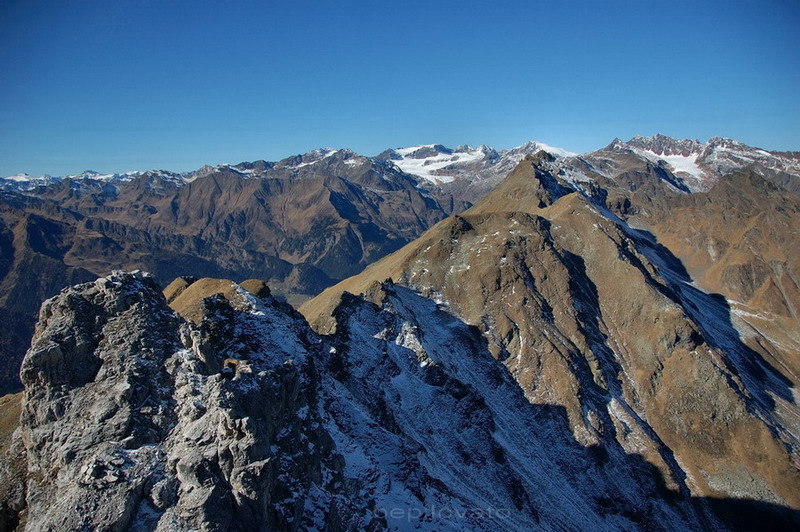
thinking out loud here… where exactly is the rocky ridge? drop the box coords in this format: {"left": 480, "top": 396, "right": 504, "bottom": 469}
{"left": 597, "top": 134, "right": 800, "bottom": 193}
{"left": 302, "top": 154, "right": 800, "bottom": 517}
{"left": 5, "top": 270, "right": 799, "bottom": 530}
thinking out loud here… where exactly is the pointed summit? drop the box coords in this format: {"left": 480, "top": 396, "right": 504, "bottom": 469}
{"left": 467, "top": 150, "right": 571, "bottom": 212}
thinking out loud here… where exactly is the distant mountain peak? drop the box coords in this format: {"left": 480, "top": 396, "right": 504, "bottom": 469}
{"left": 379, "top": 141, "right": 574, "bottom": 185}
{"left": 593, "top": 134, "right": 800, "bottom": 193}
{"left": 624, "top": 134, "right": 704, "bottom": 157}
{"left": 5, "top": 173, "right": 34, "bottom": 182}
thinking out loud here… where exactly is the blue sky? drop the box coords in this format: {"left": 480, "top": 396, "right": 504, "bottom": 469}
{"left": 1, "top": 0, "right": 798, "bottom": 176}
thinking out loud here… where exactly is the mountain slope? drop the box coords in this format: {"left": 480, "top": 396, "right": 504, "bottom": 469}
{"left": 584, "top": 134, "right": 800, "bottom": 194}
{"left": 562, "top": 138, "right": 800, "bottom": 394}
{"left": 628, "top": 171, "right": 800, "bottom": 377}
{"left": 302, "top": 153, "right": 800, "bottom": 510}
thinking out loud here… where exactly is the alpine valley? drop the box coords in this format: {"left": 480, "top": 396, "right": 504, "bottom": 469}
{"left": 0, "top": 135, "right": 799, "bottom": 531}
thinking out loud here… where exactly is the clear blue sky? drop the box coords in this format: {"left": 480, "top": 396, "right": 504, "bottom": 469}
{"left": 1, "top": 0, "right": 798, "bottom": 176}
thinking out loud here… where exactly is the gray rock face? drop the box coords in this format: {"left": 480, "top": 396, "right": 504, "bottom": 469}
{"left": 5, "top": 272, "right": 372, "bottom": 531}
{"left": 16, "top": 271, "right": 181, "bottom": 531}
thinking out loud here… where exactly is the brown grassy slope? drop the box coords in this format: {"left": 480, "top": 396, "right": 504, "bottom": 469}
{"left": 0, "top": 393, "right": 21, "bottom": 458}
{"left": 166, "top": 277, "right": 270, "bottom": 323}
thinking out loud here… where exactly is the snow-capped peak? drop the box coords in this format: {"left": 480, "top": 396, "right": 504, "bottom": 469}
{"left": 67, "top": 170, "right": 114, "bottom": 181}
{"left": 0, "top": 173, "right": 61, "bottom": 192}
{"left": 386, "top": 145, "right": 485, "bottom": 184}
{"left": 64, "top": 170, "right": 147, "bottom": 183}
{"left": 508, "top": 140, "right": 577, "bottom": 159}
{"left": 383, "top": 141, "right": 574, "bottom": 185}
{"left": 601, "top": 134, "right": 800, "bottom": 192}
{"left": 5, "top": 173, "right": 36, "bottom": 182}
{"left": 0, "top": 168, "right": 192, "bottom": 193}
{"left": 280, "top": 148, "right": 345, "bottom": 169}
{"left": 625, "top": 134, "right": 704, "bottom": 157}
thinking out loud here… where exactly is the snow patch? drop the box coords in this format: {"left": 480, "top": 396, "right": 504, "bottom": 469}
{"left": 638, "top": 150, "right": 705, "bottom": 180}
{"left": 529, "top": 142, "right": 577, "bottom": 158}
{"left": 390, "top": 146, "right": 484, "bottom": 184}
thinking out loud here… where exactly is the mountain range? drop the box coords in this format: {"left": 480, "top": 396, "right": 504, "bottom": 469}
{"left": 0, "top": 134, "right": 799, "bottom": 529}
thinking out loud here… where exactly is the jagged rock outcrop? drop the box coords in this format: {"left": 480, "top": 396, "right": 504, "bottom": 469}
{"left": 8, "top": 271, "right": 182, "bottom": 530}
{"left": 1, "top": 272, "right": 375, "bottom": 530}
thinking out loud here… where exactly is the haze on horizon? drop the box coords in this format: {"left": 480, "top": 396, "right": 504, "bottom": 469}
{"left": 1, "top": 0, "right": 798, "bottom": 177}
